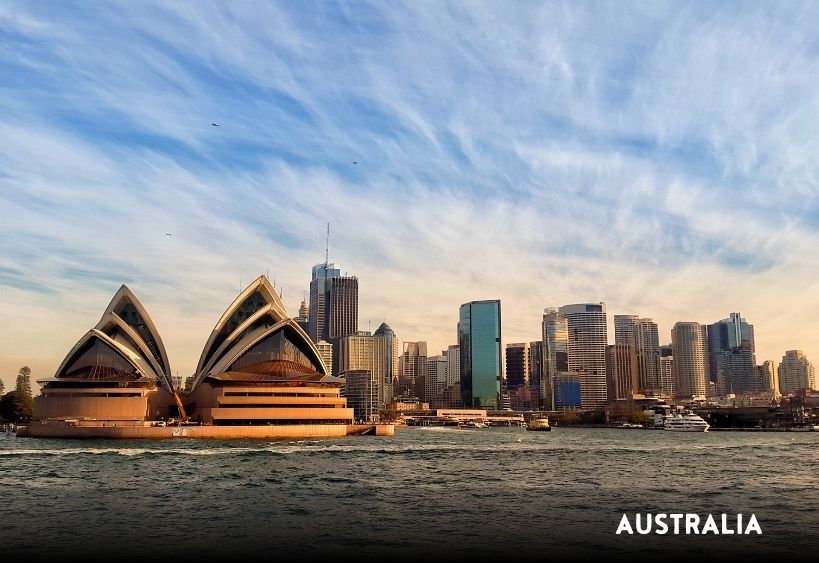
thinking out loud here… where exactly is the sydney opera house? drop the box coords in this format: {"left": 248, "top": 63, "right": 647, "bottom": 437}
{"left": 21, "top": 276, "right": 383, "bottom": 439}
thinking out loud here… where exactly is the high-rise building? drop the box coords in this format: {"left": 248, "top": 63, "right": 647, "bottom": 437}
{"left": 399, "top": 341, "right": 428, "bottom": 399}
{"left": 505, "top": 342, "right": 529, "bottom": 390}
{"left": 542, "top": 309, "right": 569, "bottom": 411}
{"left": 559, "top": 303, "right": 608, "bottom": 410}
{"left": 459, "top": 300, "right": 502, "bottom": 410}
{"left": 707, "top": 313, "right": 755, "bottom": 387}
{"left": 671, "top": 322, "right": 709, "bottom": 400}
{"left": 338, "top": 331, "right": 389, "bottom": 412}
{"left": 316, "top": 340, "right": 333, "bottom": 376}
{"left": 373, "top": 322, "right": 398, "bottom": 406}
{"left": 758, "top": 360, "right": 778, "bottom": 396}
{"left": 554, "top": 372, "right": 581, "bottom": 410}
{"left": 722, "top": 347, "right": 759, "bottom": 394}
{"left": 343, "top": 369, "right": 379, "bottom": 422}
{"left": 614, "top": 315, "right": 660, "bottom": 393}
{"left": 308, "top": 263, "right": 340, "bottom": 343}
{"left": 294, "top": 299, "right": 309, "bottom": 335}
{"left": 426, "top": 354, "right": 448, "bottom": 408}
{"left": 528, "top": 341, "right": 544, "bottom": 393}
{"left": 308, "top": 263, "right": 358, "bottom": 375}
{"left": 778, "top": 350, "right": 816, "bottom": 395}
{"left": 446, "top": 345, "right": 461, "bottom": 386}
{"left": 605, "top": 344, "right": 638, "bottom": 401}
{"left": 659, "top": 343, "right": 673, "bottom": 397}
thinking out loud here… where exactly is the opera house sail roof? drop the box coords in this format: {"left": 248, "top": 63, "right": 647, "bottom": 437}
{"left": 49, "top": 285, "right": 173, "bottom": 391}
{"left": 190, "top": 275, "right": 330, "bottom": 391}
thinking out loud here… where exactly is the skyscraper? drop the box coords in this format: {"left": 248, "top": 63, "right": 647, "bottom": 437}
{"left": 374, "top": 322, "right": 399, "bottom": 406}
{"left": 308, "top": 263, "right": 340, "bottom": 343}
{"left": 459, "top": 300, "right": 502, "bottom": 410}
{"left": 338, "top": 331, "right": 389, "bottom": 413}
{"left": 426, "top": 354, "right": 448, "bottom": 408}
{"left": 707, "top": 313, "right": 756, "bottom": 394}
{"left": 758, "top": 360, "right": 778, "bottom": 396}
{"left": 659, "top": 344, "right": 673, "bottom": 397}
{"left": 559, "top": 303, "right": 608, "bottom": 410}
{"left": 615, "top": 315, "right": 660, "bottom": 393}
{"left": 605, "top": 344, "right": 638, "bottom": 401}
{"left": 505, "top": 342, "right": 529, "bottom": 390}
{"left": 671, "top": 322, "right": 709, "bottom": 400}
{"left": 541, "top": 309, "right": 569, "bottom": 411}
{"left": 778, "top": 350, "right": 816, "bottom": 395}
{"left": 399, "top": 341, "right": 427, "bottom": 399}
{"left": 723, "top": 347, "right": 759, "bottom": 394}
{"left": 528, "top": 341, "right": 544, "bottom": 393}
{"left": 446, "top": 344, "right": 461, "bottom": 386}
{"left": 294, "top": 298, "right": 309, "bottom": 335}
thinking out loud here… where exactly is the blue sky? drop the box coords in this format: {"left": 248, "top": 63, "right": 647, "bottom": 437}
{"left": 2, "top": 1, "right": 819, "bottom": 387}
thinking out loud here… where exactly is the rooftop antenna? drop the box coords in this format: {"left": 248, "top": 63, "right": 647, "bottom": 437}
{"left": 325, "top": 222, "right": 330, "bottom": 268}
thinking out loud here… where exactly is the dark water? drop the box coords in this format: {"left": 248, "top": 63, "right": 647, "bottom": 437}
{"left": 1, "top": 427, "right": 818, "bottom": 562}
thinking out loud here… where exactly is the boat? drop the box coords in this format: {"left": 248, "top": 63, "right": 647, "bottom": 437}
{"left": 663, "top": 413, "right": 710, "bottom": 432}
{"left": 459, "top": 420, "right": 488, "bottom": 429}
{"left": 526, "top": 417, "right": 551, "bottom": 431}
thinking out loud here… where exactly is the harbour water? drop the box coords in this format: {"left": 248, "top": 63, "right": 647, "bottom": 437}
{"left": 1, "top": 427, "right": 817, "bottom": 561}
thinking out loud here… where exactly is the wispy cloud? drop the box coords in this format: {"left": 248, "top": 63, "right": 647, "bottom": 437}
{"left": 2, "top": 1, "right": 819, "bottom": 386}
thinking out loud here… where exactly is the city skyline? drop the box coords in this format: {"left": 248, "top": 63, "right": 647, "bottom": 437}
{"left": 4, "top": 3, "right": 819, "bottom": 388}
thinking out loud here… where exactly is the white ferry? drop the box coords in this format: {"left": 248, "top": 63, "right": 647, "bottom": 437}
{"left": 526, "top": 417, "right": 551, "bottom": 432}
{"left": 664, "top": 413, "right": 710, "bottom": 432}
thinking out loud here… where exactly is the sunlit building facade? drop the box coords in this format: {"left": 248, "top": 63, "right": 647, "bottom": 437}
{"left": 459, "top": 300, "right": 502, "bottom": 410}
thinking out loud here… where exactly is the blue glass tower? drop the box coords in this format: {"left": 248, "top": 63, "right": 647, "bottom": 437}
{"left": 459, "top": 300, "right": 502, "bottom": 409}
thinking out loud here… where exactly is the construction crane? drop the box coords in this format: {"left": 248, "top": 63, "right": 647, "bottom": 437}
{"left": 171, "top": 388, "right": 189, "bottom": 423}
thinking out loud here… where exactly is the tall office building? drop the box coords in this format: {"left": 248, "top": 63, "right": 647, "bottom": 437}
{"left": 326, "top": 276, "right": 358, "bottom": 339}
{"left": 338, "top": 331, "right": 389, "bottom": 412}
{"left": 659, "top": 344, "right": 673, "bottom": 397}
{"left": 316, "top": 340, "right": 333, "bottom": 376}
{"left": 614, "top": 315, "right": 660, "bottom": 393}
{"left": 778, "top": 350, "right": 816, "bottom": 395}
{"left": 294, "top": 299, "right": 309, "bottom": 335}
{"left": 528, "top": 341, "right": 544, "bottom": 393}
{"left": 343, "top": 369, "right": 379, "bottom": 422}
{"left": 374, "top": 322, "right": 399, "bottom": 406}
{"left": 542, "top": 309, "right": 569, "bottom": 411}
{"left": 671, "top": 322, "right": 709, "bottom": 400}
{"left": 605, "top": 344, "right": 638, "bottom": 401}
{"left": 505, "top": 342, "right": 529, "bottom": 390}
{"left": 309, "top": 263, "right": 358, "bottom": 375}
{"left": 426, "top": 354, "right": 448, "bottom": 408}
{"left": 722, "top": 347, "right": 759, "bottom": 394}
{"left": 459, "top": 300, "right": 502, "bottom": 410}
{"left": 308, "top": 263, "right": 340, "bottom": 343}
{"left": 707, "top": 313, "right": 755, "bottom": 388}
{"left": 400, "top": 341, "right": 428, "bottom": 399}
{"left": 559, "top": 303, "right": 608, "bottom": 410}
{"left": 446, "top": 344, "right": 461, "bottom": 386}
{"left": 758, "top": 360, "right": 778, "bottom": 396}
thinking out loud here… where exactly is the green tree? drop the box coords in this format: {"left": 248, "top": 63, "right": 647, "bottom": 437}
{"left": 627, "top": 411, "right": 653, "bottom": 425}
{"left": 0, "top": 391, "right": 32, "bottom": 422}
{"left": 0, "top": 377, "right": 5, "bottom": 396}
{"left": 16, "top": 366, "right": 32, "bottom": 398}
{"left": 2, "top": 366, "right": 35, "bottom": 422}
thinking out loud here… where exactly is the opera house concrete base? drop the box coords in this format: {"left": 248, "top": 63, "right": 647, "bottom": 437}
{"left": 16, "top": 421, "right": 395, "bottom": 439}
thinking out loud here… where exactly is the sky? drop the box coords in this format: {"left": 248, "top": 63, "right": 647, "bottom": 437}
{"left": 2, "top": 1, "right": 819, "bottom": 391}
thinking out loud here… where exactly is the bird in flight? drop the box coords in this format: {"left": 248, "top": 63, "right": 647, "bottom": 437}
{"left": 352, "top": 161, "right": 358, "bottom": 165}
{"left": 211, "top": 123, "right": 219, "bottom": 127}
{"left": 165, "top": 233, "right": 172, "bottom": 237}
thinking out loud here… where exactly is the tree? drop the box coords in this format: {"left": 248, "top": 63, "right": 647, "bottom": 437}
{"left": 627, "top": 411, "right": 654, "bottom": 425}
{"left": 0, "top": 378, "right": 5, "bottom": 396}
{"left": 2, "top": 366, "right": 35, "bottom": 422}
{"left": 0, "top": 391, "right": 32, "bottom": 422}
{"left": 16, "top": 366, "right": 32, "bottom": 399}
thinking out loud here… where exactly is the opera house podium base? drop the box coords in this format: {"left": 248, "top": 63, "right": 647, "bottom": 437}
{"left": 17, "top": 421, "right": 395, "bottom": 439}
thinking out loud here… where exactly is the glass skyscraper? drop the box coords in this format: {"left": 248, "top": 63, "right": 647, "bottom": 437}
{"left": 459, "top": 300, "right": 502, "bottom": 410}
